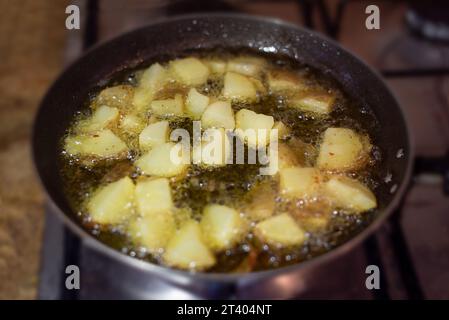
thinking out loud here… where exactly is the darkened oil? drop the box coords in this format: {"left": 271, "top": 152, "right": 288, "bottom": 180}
{"left": 59, "top": 49, "right": 385, "bottom": 273}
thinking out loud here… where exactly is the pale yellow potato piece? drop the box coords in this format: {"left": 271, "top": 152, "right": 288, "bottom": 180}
{"left": 317, "top": 127, "right": 370, "bottom": 171}
{"left": 185, "top": 88, "right": 210, "bottom": 119}
{"left": 201, "top": 101, "right": 235, "bottom": 129}
{"left": 139, "top": 120, "right": 169, "bottom": 151}
{"left": 96, "top": 85, "right": 134, "bottom": 110}
{"left": 222, "top": 72, "right": 257, "bottom": 102}
{"left": 290, "top": 92, "right": 335, "bottom": 115}
{"left": 64, "top": 129, "right": 128, "bottom": 158}
{"left": 226, "top": 56, "right": 266, "bottom": 77}
{"left": 279, "top": 167, "right": 321, "bottom": 198}
{"left": 87, "top": 177, "right": 135, "bottom": 224}
{"left": 193, "top": 128, "right": 231, "bottom": 166}
{"left": 135, "top": 178, "right": 173, "bottom": 216}
{"left": 235, "top": 108, "right": 274, "bottom": 148}
{"left": 267, "top": 70, "right": 306, "bottom": 94}
{"left": 128, "top": 213, "right": 176, "bottom": 253}
{"left": 133, "top": 63, "right": 168, "bottom": 111}
{"left": 200, "top": 204, "right": 246, "bottom": 251}
{"left": 323, "top": 176, "right": 377, "bottom": 212}
{"left": 273, "top": 121, "right": 290, "bottom": 139}
{"left": 163, "top": 220, "right": 216, "bottom": 270}
{"left": 120, "top": 114, "right": 145, "bottom": 135}
{"left": 150, "top": 94, "right": 184, "bottom": 117}
{"left": 170, "top": 57, "right": 210, "bottom": 86}
{"left": 255, "top": 213, "right": 306, "bottom": 247}
{"left": 203, "top": 59, "right": 227, "bottom": 75}
{"left": 77, "top": 105, "right": 119, "bottom": 133}
{"left": 135, "top": 142, "right": 189, "bottom": 177}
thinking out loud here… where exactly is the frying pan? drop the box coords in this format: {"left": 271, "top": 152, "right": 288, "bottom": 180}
{"left": 32, "top": 14, "right": 413, "bottom": 299}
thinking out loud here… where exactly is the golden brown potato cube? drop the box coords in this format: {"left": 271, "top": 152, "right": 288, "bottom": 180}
{"left": 279, "top": 167, "right": 321, "bottom": 198}
{"left": 226, "top": 56, "right": 266, "bottom": 77}
{"left": 290, "top": 92, "right": 335, "bottom": 115}
{"left": 222, "top": 72, "right": 257, "bottom": 102}
{"left": 87, "top": 177, "right": 135, "bottom": 224}
{"left": 235, "top": 108, "right": 274, "bottom": 148}
{"left": 135, "top": 142, "right": 189, "bottom": 177}
{"left": 64, "top": 129, "right": 128, "bottom": 159}
{"left": 201, "top": 101, "right": 235, "bottom": 130}
{"left": 267, "top": 70, "right": 306, "bottom": 94}
{"left": 317, "top": 127, "right": 371, "bottom": 171}
{"left": 200, "top": 204, "right": 246, "bottom": 252}
{"left": 135, "top": 178, "right": 173, "bottom": 216}
{"left": 323, "top": 176, "right": 377, "bottom": 212}
{"left": 128, "top": 212, "right": 176, "bottom": 253}
{"left": 266, "top": 142, "right": 301, "bottom": 175}
{"left": 139, "top": 120, "right": 169, "bottom": 152}
{"left": 170, "top": 57, "right": 210, "bottom": 86}
{"left": 185, "top": 88, "right": 210, "bottom": 119}
{"left": 163, "top": 220, "right": 216, "bottom": 270}
{"left": 255, "top": 213, "right": 306, "bottom": 247}
{"left": 192, "top": 128, "right": 231, "bottom": 166}
{"left": 150, "top": 94, "right": 184, "bottom": 117}
{"left": 96, "top": 85, "right": 134, "bottom": 110}
{"left": 297, "top": 213, "right": 330, "bottom": 232}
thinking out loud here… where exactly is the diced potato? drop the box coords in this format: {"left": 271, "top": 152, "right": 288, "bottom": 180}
{"left": 279, "top": 167, "right": 321, "bottom": 198}
{"left": 135, "top": 178, "right": 173, "bottom": 216}
{"left": 86, "top": 177, "right": 135, "bottom": 224}
{"left": 323, "top": 176, "right": 377, "bottom": 212}
{"left": 235, "top": 109, "right": 274, "bottom": 148}
{"left": 200, "top": 204, "right": 246, "bottom": 251}
{"left": 96, "top": 85, "right": 134, "bottom": 110}
{"left": 120, "top": 114, "right": 145, "bottom": 135}
{"left": 193, "top": 128, "right": 231, "bottom": 166}
{"left": 150, "top": 94, "right": 184, "bottom": 117}
{"left": 133, "top": 63, "right": 168, "bottom": 111}
{"left": 204, "top": 59, "right": 227, "bottom": 75}
{"left": 201, "top": 101, "right": 235, "bottom": 130}
{"left": 298, "top": 214, "right": 330, "bottom": 232}
{"left": 222, "top": 72, "right": 257, "bottom": 102}
{"left": 290, "top": 92, "right": 335, "bottom": 115}
{"left": 243, "top": 182, "right": 276, "bottom": 222}
{"left": 266, "top": 142, "right": 301, "bottom": 175}
{"left": 139, "top": 120, "right": 169, "bottom": 151}
{"left": 128, "top": 212, "right": 176, "bottom": 252}
{"left": 273, "top": 121, "right": 290, "bottom": 139}
{"left": 170, "top": 57, "right": 210, "bottom": 86}
{"left": 140, "top": 62, "right": 168, "bottom": 90}
{"left": 267, "top": 70, "right": 306, "bottom": 94}
{"left": 317, "top": 127, "right": 371, "bottom": 171}
{"left": 135, "top": 142, "right": 189, "bottom": 177}
{"left": 185, "top": 88, "right": 210, "bottom": 119}
{"left": 64, "top": 129, "right": 128, "bottom": 158}
{"left": 254, "top": 213, "right": 305, "bottom": 247}
{"left": 77, "top": 105, "right": 119, "bottom": 133}
{"left": 163, "top": 220, "right": 216, "bottom": 270}
{"left": 226, "top": 56, "right": 266, "bottom": 77}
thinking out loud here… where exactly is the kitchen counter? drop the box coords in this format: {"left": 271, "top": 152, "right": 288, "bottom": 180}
{"left": 0, "top": 0, "right": 68, "bottom": 299}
